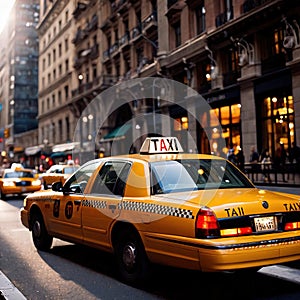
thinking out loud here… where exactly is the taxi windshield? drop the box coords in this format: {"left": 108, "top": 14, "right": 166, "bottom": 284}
{"left": 64, "top": 166, "right": 79, "bottom": 174}
{"left": 4, "top": 171, "right": 34, "bottom": 179}
{"left": 150, "top": 159, "right": 253, "bottom": 194}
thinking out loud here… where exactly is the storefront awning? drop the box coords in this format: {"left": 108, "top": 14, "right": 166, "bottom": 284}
{"left": 52, "top": 142, "right": 80, "bottom": 153}
{"left": 25, "top": 145, "right": 42, "bottom": 156}
{"left": 101, "top": 124, "right": 131, "bottom": 143}
{"left": 50, "top": 152, "right": 67, "bottom": 159}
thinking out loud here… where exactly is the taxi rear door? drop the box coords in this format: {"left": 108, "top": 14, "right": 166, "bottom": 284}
{"left": 82, "top": 160, "right": 132, "bottom": 249}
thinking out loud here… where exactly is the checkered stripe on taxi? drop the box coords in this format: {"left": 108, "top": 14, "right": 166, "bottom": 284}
{"left": 82, "top": 199, "right": 107, "bottom": 209}
{"left": 118, "top": 201, "right": 194, "bottom": 219}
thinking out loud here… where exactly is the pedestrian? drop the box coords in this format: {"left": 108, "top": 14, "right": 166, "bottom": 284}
{"left": 236, "top": 146, "right": 245, "bottom": 172}
{"left": 249, "top": 145, "right": 260, "bottom": 181}
{"left": 274, "top": 143, "right": 287, "bottom": 182}
{"left": 289, "top": 142, "right": 300, "bottom": 164}
{"left": 260, "top": 148, "right": 272, "bottom": 182}
{"left": 227, "top": 148, "right": 237, "bottom": 165}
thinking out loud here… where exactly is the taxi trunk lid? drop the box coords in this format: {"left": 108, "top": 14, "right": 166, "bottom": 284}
{"left": 154, "top": 187, "right": 300, "bottom": 218}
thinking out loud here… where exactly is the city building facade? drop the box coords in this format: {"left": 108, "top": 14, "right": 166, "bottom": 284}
{"left": 0, "top": 0, "right": 40, "bottom": 162}
{"left": 36, "top": 0, "right": 76, "bottom": 164}
{"left": 94, "top": 0, "right": 300, "bottom": 163}
{"left": 1, "top": 0, "right": 300, "bottom": 170}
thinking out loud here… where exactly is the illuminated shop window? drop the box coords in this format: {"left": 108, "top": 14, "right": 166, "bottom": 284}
{"left": 174, "top": 117, "right": 189, "bottom": 131}
{"left": 261, "top": 95, "right": 295, "bottom": 155}
{"left": 198, "top": 103, "right": 241, "bottom": 156}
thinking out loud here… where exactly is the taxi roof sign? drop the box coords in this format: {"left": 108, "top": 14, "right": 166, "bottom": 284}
{"left": 140, "top": 137, "right": 184, "bottom": 154}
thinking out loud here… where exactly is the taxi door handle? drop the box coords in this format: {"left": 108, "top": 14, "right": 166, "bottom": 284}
{"left": 74, "top": 200, "right": 81, "bottom": 206}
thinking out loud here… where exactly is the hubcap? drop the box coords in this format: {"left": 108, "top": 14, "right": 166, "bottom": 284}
{"left": 33, "top": 221, "right": 41, "bottom": 238}
{"left": 122, "top": 244, "right": 136, "bottom": 269}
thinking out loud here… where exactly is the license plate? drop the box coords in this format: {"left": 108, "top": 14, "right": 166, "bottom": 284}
{"left": 21, "top": 187, "right": 27, "bottom": 192}
{"left": 254, "top": 216, "right": 276, "bottom": 232}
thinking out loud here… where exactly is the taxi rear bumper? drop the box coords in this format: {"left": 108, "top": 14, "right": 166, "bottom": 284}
{"left": 199, "top": 236, "right": 300, "bottom": 271}
{"left": 145, "top": 232, "right": 300, "bottom": 272}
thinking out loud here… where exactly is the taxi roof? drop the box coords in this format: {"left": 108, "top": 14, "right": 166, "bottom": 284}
{"left": 89, "top": 152, "right": 224, "bottom": 166}
{"left": 4, "top": 167, "right": 34, "bottom": 173}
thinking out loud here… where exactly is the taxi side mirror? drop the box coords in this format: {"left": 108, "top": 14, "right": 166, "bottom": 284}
{"left": 52, "top": 181, "right": 63, "bottom": 192}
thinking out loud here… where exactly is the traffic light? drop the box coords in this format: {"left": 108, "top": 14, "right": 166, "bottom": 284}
{"left": 4, "top": 128, "right": 10, "bottom": 139}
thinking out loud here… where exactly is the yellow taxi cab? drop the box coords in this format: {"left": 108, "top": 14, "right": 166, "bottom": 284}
{"left": 20, "top": 137, "right": 300, "bottom": 283}
{"left": 0, "top": 167, "right": 42, "bottom": 200}
{"left": 41, "top": 163, "right": 79, "bottom": 189}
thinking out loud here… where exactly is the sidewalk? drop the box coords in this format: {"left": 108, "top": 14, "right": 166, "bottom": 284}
{"left": 257, "top": 185, "right": 300, "bottom": 195}
{"left": 0, "top": 271, "right": 26, "bottom": 300}
{"left": 246, "top": 170, "right": 300, "bottom": 187}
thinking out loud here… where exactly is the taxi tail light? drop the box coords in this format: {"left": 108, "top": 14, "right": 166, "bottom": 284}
{"left": 284, "top": 222, "right": 300, "bottom": 231}
{"left": 196, "top": 208, "right": 220, "bottom": 238}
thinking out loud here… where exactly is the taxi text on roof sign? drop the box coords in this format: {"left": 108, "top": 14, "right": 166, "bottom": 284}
{"left": 140, "top": 137, "right": 183, "bottom": 154}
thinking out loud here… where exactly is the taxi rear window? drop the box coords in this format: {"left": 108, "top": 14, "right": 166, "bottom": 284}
{"left": 150, "top": 159, "right": 253, "bottom": 194}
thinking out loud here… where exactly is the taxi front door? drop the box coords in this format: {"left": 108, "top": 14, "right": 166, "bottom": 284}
{"left": 50, "top": 193, "right": 84, "bottom": 243}
{"left": 48, "top": 161, "right": 102, "bottom": 243}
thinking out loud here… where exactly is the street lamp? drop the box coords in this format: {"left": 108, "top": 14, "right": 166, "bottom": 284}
{"left": 205, "top": 45, "right": 218, "bottom": 80}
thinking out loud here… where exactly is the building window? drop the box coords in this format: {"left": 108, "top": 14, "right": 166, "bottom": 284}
{"left": 65, "top": 10, "right": 69, "bottom": 23}
{"left": 64, "top": 85, "right": 69, "bottom": 100}
{"left": 174, "top": 117, "right": 188, "bottom": 131}
{"left": 173, "top": 21, "right": 181, "bottom": 47}
{"left": 66, "top": 116, "right": 70, "bottom": 141}
{"left": 65, "top": 38, "right": 68, "bottom": 51}
{"left": 58, "top": 90, "right": 62, "bottom": 105}
{"left": 58, "top": 43, "right": 62, "bottom": 56}
{"left": 52, "top": 94, "right": 56, "bottom": 107}
{"left": 92, "top": 64, "right": 97, "bottom": 80}
{"left": 198, "top": 103, "right": 241, "bottom": 156}
{"left": 195, "top": 3, "right": 205, "bottom": 35}
{"left": 261, "top": 95, "right": 295, "bottom": 158}
{"left": 58, "top": 119, "right": 63, "bottom": 142}
{"left": 222, "top": 48, "right": 240, "bottom": 86}
{"left": 65, "top": 59, "right": 69, "bottom": 72}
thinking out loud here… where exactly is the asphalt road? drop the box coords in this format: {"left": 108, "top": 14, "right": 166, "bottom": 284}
{"left": 1, "top": 186, "right": 300, "bottom": 300}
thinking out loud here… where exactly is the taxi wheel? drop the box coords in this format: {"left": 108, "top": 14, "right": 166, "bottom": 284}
{"left": 31, "top": 213, "right": 53, "bottom": 251}
{"left": 0, "top": 189, "right": 6, "bottom": 200}
{"left": 114, "top": 228, "right": 149, "bottom": 284}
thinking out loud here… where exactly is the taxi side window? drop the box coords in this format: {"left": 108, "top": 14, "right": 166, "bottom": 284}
{"left": 65, "top": 161, "right": 101, "bottom": 194}
{"left": 90, "top": 161, "right": 131, "bottom": 196}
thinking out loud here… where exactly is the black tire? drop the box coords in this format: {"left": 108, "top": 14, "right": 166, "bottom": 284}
{"left": 0, "top": 189, "right": 6, "bottom": 200}
{"left": 114, "top": 228, "right": 149, "bottom": 284}
{"left": 31, "top": 212, "right": 53, "bottom": 251}
{"left": 43, "top": 181, "right": 48, "bottom": 190}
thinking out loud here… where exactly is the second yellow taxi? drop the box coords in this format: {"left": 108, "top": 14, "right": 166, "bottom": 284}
{"left": 0, "top": 167, "right": 41, "bottom": 200}
{"left": 41, "top": 162, "right": 79, "bottom": 189}
{"left": 20, "top": 137, "right": 300, "bottom": 283}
